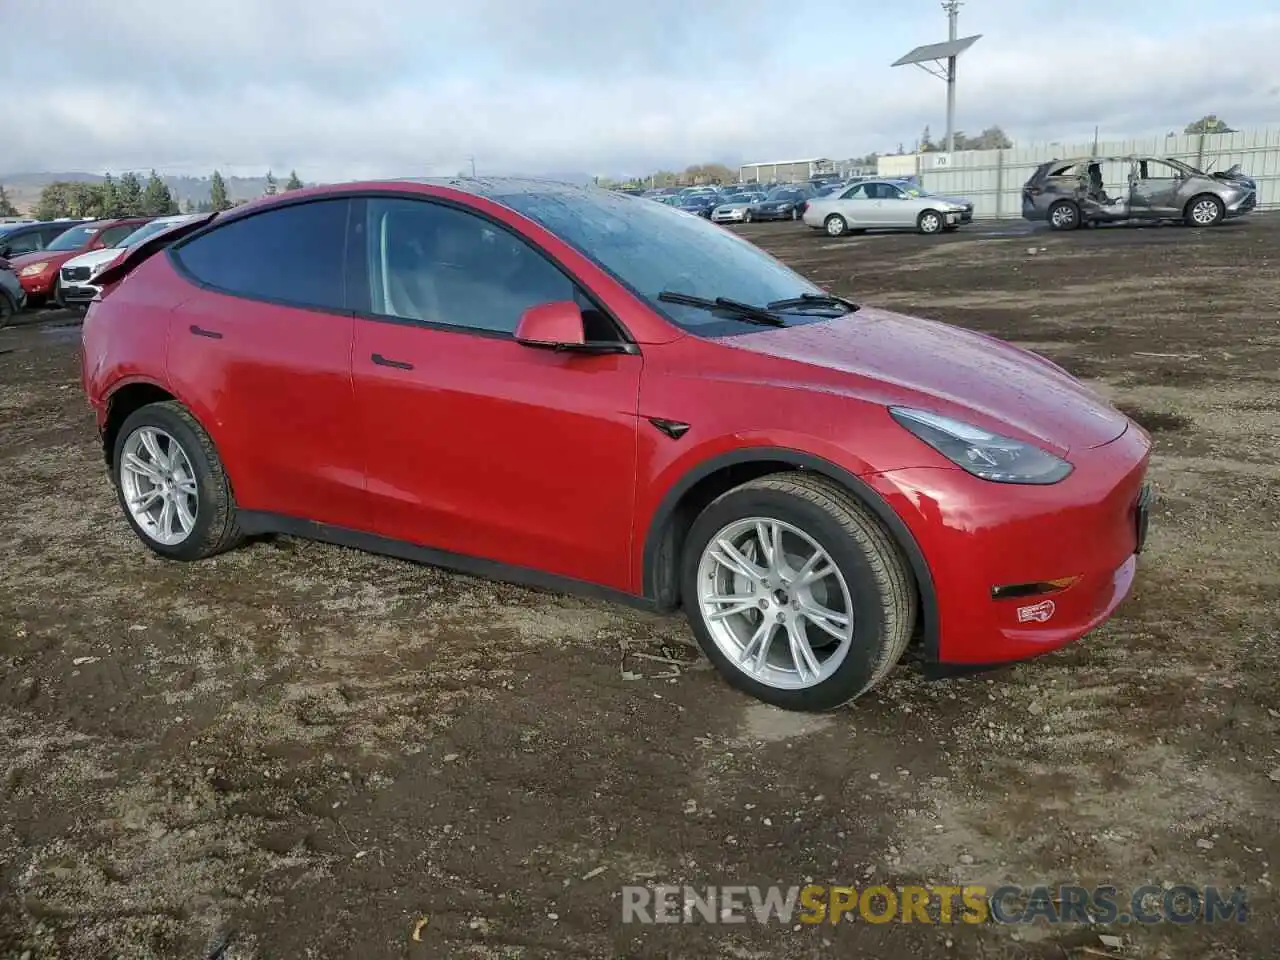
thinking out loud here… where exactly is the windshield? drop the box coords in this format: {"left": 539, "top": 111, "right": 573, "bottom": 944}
{"left": 766, "top": 188, "right": 802, "bottom": 201}
{"left": 45, "top": 225, "right": 100, "bottom": 251}
{"left": 495, "top": 188, "right": 828, "bottom": 336}
{"left": 115, "top": 218, "right": 187, "bottom": 247}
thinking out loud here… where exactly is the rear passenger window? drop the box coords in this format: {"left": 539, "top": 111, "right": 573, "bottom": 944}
{"left": 173, "top": 199, "right": 350, "bottom": 312}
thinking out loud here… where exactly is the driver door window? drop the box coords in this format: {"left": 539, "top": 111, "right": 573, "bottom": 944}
{"left": 363, "top": 197, "right": 583, "bottom": 336}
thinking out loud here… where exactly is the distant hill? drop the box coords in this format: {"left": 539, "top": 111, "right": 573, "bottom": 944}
{"left": 0, "top": 171, "right": 304, "bottom": 214}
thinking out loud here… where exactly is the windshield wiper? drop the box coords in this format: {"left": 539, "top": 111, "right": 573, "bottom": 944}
{"left": 657, "top": 291, "right": 786, "bottom": 326}
{"left": 766, "top": 292, "right": 860, "bottom": 313}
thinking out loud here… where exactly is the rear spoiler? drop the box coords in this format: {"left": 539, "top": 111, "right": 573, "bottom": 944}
{"left": 92, "top": 212, "right": 218, "bottom": 291}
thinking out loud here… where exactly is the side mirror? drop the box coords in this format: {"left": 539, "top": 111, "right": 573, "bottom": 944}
{"left": 515, "top": 301, "right": 586, "bottom": 348}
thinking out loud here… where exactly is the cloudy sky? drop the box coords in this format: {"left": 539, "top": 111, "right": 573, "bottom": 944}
{"left": 3, "top": 0, "right": 1279, "bottom": 180}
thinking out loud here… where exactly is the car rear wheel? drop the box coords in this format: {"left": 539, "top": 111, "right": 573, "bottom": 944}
{"left": 681, "top": 473, "right": 916, "bottom": 711}
{"left": 1185, "top": 194, "right": 1224, "bottom": 227}
{"left": 824, "top": 214, "right": 848, "bottom": 237}
{"left": 1048, "top": 200, "right": 1081, "bottom": 231}
{"left": 917, "top": 210, "right": 944, "bottom": 235}
{"left": 113, "top": 401, "right": 243, "bottom": 561}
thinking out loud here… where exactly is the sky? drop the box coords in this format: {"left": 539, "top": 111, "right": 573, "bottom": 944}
{"left": 3, "top": 0, "right": 1279, "bottom": 181}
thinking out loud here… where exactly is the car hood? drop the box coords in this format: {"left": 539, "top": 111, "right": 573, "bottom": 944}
{"left": 9, "top": 249, "right": 80, "bottom": 269}
{"left": 62, "top": 247, "right": 123, "bottom": 271}
{"left": 717, "top": 306, "right": 1130, "bottom": 454}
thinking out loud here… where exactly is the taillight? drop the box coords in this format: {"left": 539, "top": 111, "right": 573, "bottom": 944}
{"left": 1025, "top": 185, "right": 1043, "bottom": 196}
{"left": 799, "top": 202, "right": 809, "bottom": 215}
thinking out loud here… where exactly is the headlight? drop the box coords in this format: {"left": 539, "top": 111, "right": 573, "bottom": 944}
{"left": 889, "top": 407, "right": 1072, "bottom": 484}
{"left": 19, "top": 262, "right": 50, "bottom": 277}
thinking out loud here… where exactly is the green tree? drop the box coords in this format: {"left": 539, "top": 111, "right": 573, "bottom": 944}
{"left": 209, "top": 170, "right": 230, "bottom": 211}
{"left": 98, "top": 173, "right": 122, "bottom": 218}
{"left": 0, "top": 185, "right": 19, "bottom": 217}
{"left": 34, "top": 182, "right": 74, "bottom": 220}
{"left": 284, "top": 170, "right": 304, "bottom": 191}
{"left": 264, "top": 170, "right": 278, "bottom": 196}
{"left": 141, "top": 170, "right": 173, "bottom": 216}
{"left": 1185, "top": 115, "right": 1236, "bottom": 135}
{"left": 117, "top": 172, "right": 144, "bottom": 215}
{"left": 67, "top": 182, "right": 103, "bottom": 218}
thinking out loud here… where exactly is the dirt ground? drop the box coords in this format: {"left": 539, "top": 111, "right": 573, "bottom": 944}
{"left": 1, "top": 214, "right": 1278, "bottom": 960}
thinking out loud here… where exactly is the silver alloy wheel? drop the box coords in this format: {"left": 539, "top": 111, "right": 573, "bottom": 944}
{"left": 1191, "top": 198, "right": 1220, "bottom": 225}
{"left": 119, "top": 425, "right": 199, "bottom": 546}
{"left": 1051, "top": 204, "right": 1075, "bottom": 228}
{"left": 920, "top": 212, "right": 942, "bottom": 233}
{"left": 826, "top": 216, "right": 846, "bottom": 237}
{"left": 695, "top": 516, "right": 855, "bottom": 691}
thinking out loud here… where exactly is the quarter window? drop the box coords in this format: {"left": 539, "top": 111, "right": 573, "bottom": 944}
{"left": 2, "top": 231, "right": 44, "bottom": 255}
{"left": 172, "top": 199, "right": 350, "bottom": 311}
{"left": 362, "top": 197, "right": 577, "bottom": 335}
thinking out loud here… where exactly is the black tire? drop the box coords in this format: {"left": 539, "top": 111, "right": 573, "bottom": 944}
{"left": 50, "top": 277, "right": 63, "bottom": 309}
{"left": 824, "top": 214, "right": 848, "bottom": 237}
{"left": 112, "top": 400, "right": 243, "bottom": 561}
{"left": 0, "top": 291, "right": 15, "bottom": 328}
{"left": 680, "top": 472, "right": 917, "bottom": 711}
{"left": 743, "top": 209, "right": 752, "bottom": 223}
{"left": 917, "top": 209, "right": 945, "bottom": 235}
{"left": 1184, "top": 194, "right": 1224, "bottom": 227}
{"left": 1048, "top": 200, "right": 1081, "bottom": 231}
{"left": 790, "top": 207, "right": 800, "bottom": 221}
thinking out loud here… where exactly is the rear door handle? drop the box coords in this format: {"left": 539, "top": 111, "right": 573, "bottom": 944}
{"left": 371, "top": 353, "right": 414, "bottom": 371}
{"left": 190, "top": 324, "right": 223, "bottom": 339}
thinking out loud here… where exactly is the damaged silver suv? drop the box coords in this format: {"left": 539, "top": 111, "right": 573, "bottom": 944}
{"left": 1022, "top": 155, "right": 1256, "bottom": 230}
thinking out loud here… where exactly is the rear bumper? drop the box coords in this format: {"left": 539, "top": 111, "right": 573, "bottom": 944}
{"left": 863, "top": 423, "right": 1152, "bottom": 665}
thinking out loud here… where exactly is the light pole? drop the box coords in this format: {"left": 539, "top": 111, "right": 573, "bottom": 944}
{"left": 465, "top": 156, "right": 476, "bottom": 177}
{"left": 891, "top": 6, "right": 980, "bottom": 159}
{"left": 943, "top": 0, "right": 960, "bottom": 155}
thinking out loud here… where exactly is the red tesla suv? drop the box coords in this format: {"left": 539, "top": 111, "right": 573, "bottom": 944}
{"left": 81, "top": 179, "right": 1152, "bottom": 711}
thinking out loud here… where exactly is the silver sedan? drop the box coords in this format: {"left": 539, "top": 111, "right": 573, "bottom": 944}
{"left": 801, "top": 180, "right": 972, "bottom": 237}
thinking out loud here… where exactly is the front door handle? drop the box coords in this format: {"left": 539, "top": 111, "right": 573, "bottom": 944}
{"left": 190, "top": 324, "right": 223, "bottom": 339}
{"left": 371, "top": 353, "right": 414, "bottom": 371}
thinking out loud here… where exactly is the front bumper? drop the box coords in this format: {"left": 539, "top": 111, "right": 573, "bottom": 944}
{"left": 711, "top": 209, "right": 748, "bottom": 223}
{"left": 864, "top": 423, "right": 1152, "bottom": 665}
{"left": 1226, "top": 191, "right": 1256, "bottom": 218}
{"left": 59, "top": 282, "right": 100, "bottom": 306}
{"left": 19, "top": 270, "right": 55, "bottom": 297}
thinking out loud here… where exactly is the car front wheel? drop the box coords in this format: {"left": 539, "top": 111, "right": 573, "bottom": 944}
{"left": 681, "top": 473, "right": 916, "bottom": 711}
{"left": 113, "top": 400, "right": 243, "bottom": 561}
{"left": 917, "top": 210, "right": 944, "bottom": 235}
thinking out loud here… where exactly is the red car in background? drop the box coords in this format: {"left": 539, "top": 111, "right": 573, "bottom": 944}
{"left": 81, "top": 179, "right": 1153, "bottom": 712}
{"left": 8, "top": 217, "right": 152, "bottom": 307}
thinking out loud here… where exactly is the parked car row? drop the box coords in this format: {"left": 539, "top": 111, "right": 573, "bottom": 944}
{"left": 0, "top": 214, "right": 202, "bottom": 323}
{"left": 628, "top": 174, "right": 978, "bottom": 238}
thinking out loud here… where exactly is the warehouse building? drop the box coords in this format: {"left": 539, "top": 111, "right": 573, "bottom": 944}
{"left": 738, "top": 158, "right": 832, "bottom": 183}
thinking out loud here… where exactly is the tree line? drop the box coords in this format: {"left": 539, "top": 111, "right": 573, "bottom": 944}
{"left": 11, "top": 169, "right": 305, "bottom": 221}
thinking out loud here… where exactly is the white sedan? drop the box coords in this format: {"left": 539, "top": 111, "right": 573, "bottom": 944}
{"left": 801, "top": 180, "right": 972, "bottom": 237}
